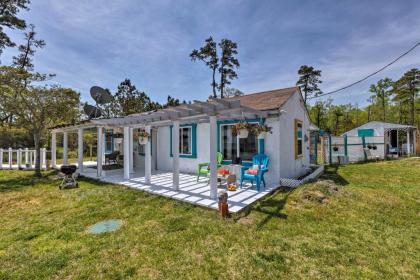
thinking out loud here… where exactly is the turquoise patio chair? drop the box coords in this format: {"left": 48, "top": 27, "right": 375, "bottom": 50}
{"left": 240, "top": 154, "right": 269, "bottom": 192}
{"left": 197, "top": 152, "right": 223, "bottom": 181}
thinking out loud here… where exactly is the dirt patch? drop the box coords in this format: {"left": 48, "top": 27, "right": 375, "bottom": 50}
{"left": 299, "top": 180, "right": 344, "bottom": 204}
{"left": 237, "top": 216, "right": 254, "bottom": 225}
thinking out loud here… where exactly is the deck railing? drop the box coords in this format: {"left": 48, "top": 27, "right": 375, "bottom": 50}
{"left": 0, "top": 148, "right": 49, "bottom": 170}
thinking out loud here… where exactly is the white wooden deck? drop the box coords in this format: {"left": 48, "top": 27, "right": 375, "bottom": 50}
{"left": 79, "top": 166, "right": 280, "bottom": 213}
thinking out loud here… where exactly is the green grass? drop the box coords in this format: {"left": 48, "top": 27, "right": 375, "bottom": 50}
{"left": 0, "top": 158, "right": 419, "bottom": 279}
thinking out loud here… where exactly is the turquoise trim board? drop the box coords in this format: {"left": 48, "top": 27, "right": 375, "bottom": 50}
{"left": 170, "top": 124, "right": 197, "bottom": 158}
{"left": 358, "top": 129, "right": 374, "bottom": 137}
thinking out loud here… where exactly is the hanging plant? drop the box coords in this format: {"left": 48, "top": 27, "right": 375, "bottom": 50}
{"left": 234, "top": 122, "right": 251, "bottom": 138}
{"left": 333, "top": 145, "right": 339, "bottom": 152}
{"left": 254, "top": 124, "right": 272, "bottom": 139}
{"left": 373, "top": 145, "right": 377, "bottom": 150}
{"left": 138, "top": 130, "right": 150, "bottom": 145}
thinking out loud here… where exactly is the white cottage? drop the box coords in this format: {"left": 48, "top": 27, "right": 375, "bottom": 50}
{"left": 51, "top": 86, "right": 312, "bottom": 212}
{"left": 343, "top": 121, "right": 417, "bottom": 157}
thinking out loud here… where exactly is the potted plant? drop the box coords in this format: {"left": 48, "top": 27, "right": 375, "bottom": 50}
{"left": 254, "top": 124, "right": 272, "bottom": 139}
{"left": 138, "top": 130, "right": 150, "bottom": 145}
{"left": 113, "top": 133, "right": 123, "bottom": 144}
{"left": 234, "top": 122, "right": 250, "bottom": 139}
{"left": 367, "top": 144, "right": 372, "bottom": 149}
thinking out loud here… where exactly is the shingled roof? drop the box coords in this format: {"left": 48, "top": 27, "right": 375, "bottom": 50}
{"left": 229, "top": 86, "right": 299, "bottom": 111}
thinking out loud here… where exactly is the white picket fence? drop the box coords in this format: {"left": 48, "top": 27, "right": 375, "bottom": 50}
{"left": 0, "top": 148, "right": 48, "bottom": 170}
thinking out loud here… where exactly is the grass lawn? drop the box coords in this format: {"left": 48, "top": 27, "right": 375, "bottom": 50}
{"left": 0, "top": 158, "right": 419, "bottom": 279}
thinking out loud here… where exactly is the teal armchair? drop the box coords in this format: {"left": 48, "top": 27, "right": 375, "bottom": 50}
{"left": 240, "top": 154, "right": 269, "bottom": 192}
{"left": 197, "top": 152, "right": 223, "bottom": 181}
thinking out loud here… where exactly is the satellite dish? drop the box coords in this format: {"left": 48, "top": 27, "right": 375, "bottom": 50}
{"left": 90, "top": 86, "right": 113, "bottom": 105}
{"left": 83, "top": 103, "right": 102, "bottom": 119}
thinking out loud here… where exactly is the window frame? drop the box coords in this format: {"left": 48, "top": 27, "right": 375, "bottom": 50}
{"left": 170, "top": 124, "right": 197, "bottom": 158}
{"left": 295, "top": 119, "right": 303, "bottom": 159}
{"left": 218, "top": 120, "right": 263, "bottom": 163}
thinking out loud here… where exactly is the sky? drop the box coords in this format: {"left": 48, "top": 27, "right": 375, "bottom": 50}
{"left": 2, "top": 0, "right": 420, "bottom": 107}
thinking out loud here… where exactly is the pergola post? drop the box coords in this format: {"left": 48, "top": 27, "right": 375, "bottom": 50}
{"left": 78, "top": 128, "right": 84, "bottom": 172}
{"left": 25, "top": 147, "right": 29, "bottom": 166}
{"left": 209, "top": 115, "right": 218, "bottom": 199}
{"left": 406, "top": 130, "right": 411, "bottom": 156}
{"left": 123, "top": 126, "right": 130, "bottom": 179}
{"left": 145, "top": 126, "right": 152, "bottom": 184}
{"left": 17, "top": 148, "right": 22, "bottom": 169}
{"left": 0, "top": 148, "right": 3, "bottom": 169}
{"left": 41, "top": 148, "right": 46, "bottom": 169}
{"left": 172, "top": 120, "right": 180, "bottom": 190}
{"left": 8, "top": 147, "right": 12, "bottom": 169}
{"left": 63, "top": 131, "right": 68, "bottom": 165}
{"left": 51, "top": 133, "right": 57, "bottom": 168}
{"left": 96, "top": 127, "right": 103, "bottom": 177}
{"left": 129, "top": 127, "right": 134, "bottom": 173}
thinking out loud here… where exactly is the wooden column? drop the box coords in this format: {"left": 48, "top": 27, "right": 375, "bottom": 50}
{"left": 172, "top": 120, "right": 180, "bottom": 190}
{"left": 407, "top": 130, "right": 411, "bottom": 155}
{"left": 209, "top": 115, "right": 218, "bottom": 199}
{"left": 63, "top": 131, "right": 68, "bottom": 165}
{"left": 123, "top": 126, "right": 130, "bottom": 179}
{"left": 96, "top": 127, "right": 103, "bottom": 177}
{"left": 129, "top": 127, "right": 134, "bottom": 173}
{"left": 78, "top": 128, "right": 84, "bottom": 172}
{"left": 51, "top": 133, "right": 56, "bottom": 168}
{"left": 145, "top": 126, "right": 152, "bottom": 184}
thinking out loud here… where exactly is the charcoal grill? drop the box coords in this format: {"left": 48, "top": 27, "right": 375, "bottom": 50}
{"left": 59, "top": 165, "right": 78, "bottom": 189}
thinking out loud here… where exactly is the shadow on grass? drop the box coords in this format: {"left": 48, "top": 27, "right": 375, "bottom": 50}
{"left": 237, "top": 187, "right": 295, "bottom": 230}
{"left": 0, "top": 170, "right": 58, "bottom": 193}
{"left": 320, "top": 165, "right": 349, "bottom": 186}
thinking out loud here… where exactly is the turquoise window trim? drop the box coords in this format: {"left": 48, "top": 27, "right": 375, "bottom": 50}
{"left": 217, "top": 118, "right": 266, "bottom": 163}
{"left": 170, "top": 124, "right": 197, "bottom": 158}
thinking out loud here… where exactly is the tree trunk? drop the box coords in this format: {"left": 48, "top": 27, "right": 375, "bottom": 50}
{"left": 33, "top": 130, "right": 42, "bottom": 177}
{"left": 90, "top": 145, "right": 93, "bottom": 161}
{"left": 212, "top": 66, "right": 217, "bottom": 98}
{"left": 367, "top": 105, "right": 371, "bottom": 122}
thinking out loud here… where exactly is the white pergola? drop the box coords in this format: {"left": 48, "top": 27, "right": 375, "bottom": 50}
{"left": 50, "top": 98, "right": 268, "bottom": 199}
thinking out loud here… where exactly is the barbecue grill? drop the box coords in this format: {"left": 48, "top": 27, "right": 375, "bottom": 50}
{"left": 59, "top": 165, "right": 78, "bottom": 189}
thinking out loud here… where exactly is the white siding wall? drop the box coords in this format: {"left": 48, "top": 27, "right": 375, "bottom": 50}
{"left": 278, "top": 93, "right": 311, "bottom": 179}
{"left": 156, "top": 123, "right": 210, "bottom": 174}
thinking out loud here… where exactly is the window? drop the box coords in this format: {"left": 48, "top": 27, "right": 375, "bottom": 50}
{"left": 170, "top": 124, "right": 197, "bottom": 158}
{"left": 105, "top": 130, "right": 114, "bottom": 153}
{"left": 295, "top": 119, "right": 303, "bottom": 158}
{"left": 179, "top": 127, "right": 192, "bottom": 155}
{"left": 220, "top": 123, "right": 258, "bottom": 161}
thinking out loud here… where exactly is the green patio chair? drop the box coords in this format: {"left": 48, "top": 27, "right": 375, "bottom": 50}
{"left": 197, "top": 152, "right": 223, "bottom": 181}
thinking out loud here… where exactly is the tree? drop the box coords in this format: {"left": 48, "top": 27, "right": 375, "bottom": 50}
{"left": 224, "top": 87, "right": 244, "bottom": 98}
{"left": 163, "top": 95, "right": 180, "bottom": 108}
{"left": 12, "top": 24, "right": 45, "bottom": 70}
{"left": 394, "top": 68, "right": 419, "bottom": 125}
{"left": 0, "top": 67, "right": 80, "bottom": 176}
{"left": 0, "top": 0, "right": 30, "bottom": 58}
{"left": 296, "top": 65, "right": 322, "bottom": 105}
{"left": 190, "top": 37, "right": 239, "bottom": 98}
{"left": 190, "top": 37, "right": 218, "bottom": 98}
{"left": 369, "top": 78, "right": 393, "bottom": 122}
{"left": 114, "top": 79, "right": 152, "bottom": 116}
{"left": 309, "top": 99, "right": 331, "bottom": 129}
{"left": 218, "top": 39, "right": 240, "bottom": 98}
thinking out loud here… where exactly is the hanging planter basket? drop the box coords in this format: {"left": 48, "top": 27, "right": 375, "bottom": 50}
{"left": 138, "top": 130, "right": 150, "bottom": 145}
{"left": 237, "top": 129, "right": 249, "bottom": 139}
{"left": 257, "top": 131, "right": 267, "bottom": 139}
{"left": 138, "top": 136, "right": 148, "bottom": 145}
{"left": 114, "top": 138, "right": 123, "bottom": 144}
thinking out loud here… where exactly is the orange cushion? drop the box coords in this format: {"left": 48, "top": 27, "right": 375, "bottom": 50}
{"left": 246, "top": 168, "right": 258, "bottom": 175}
